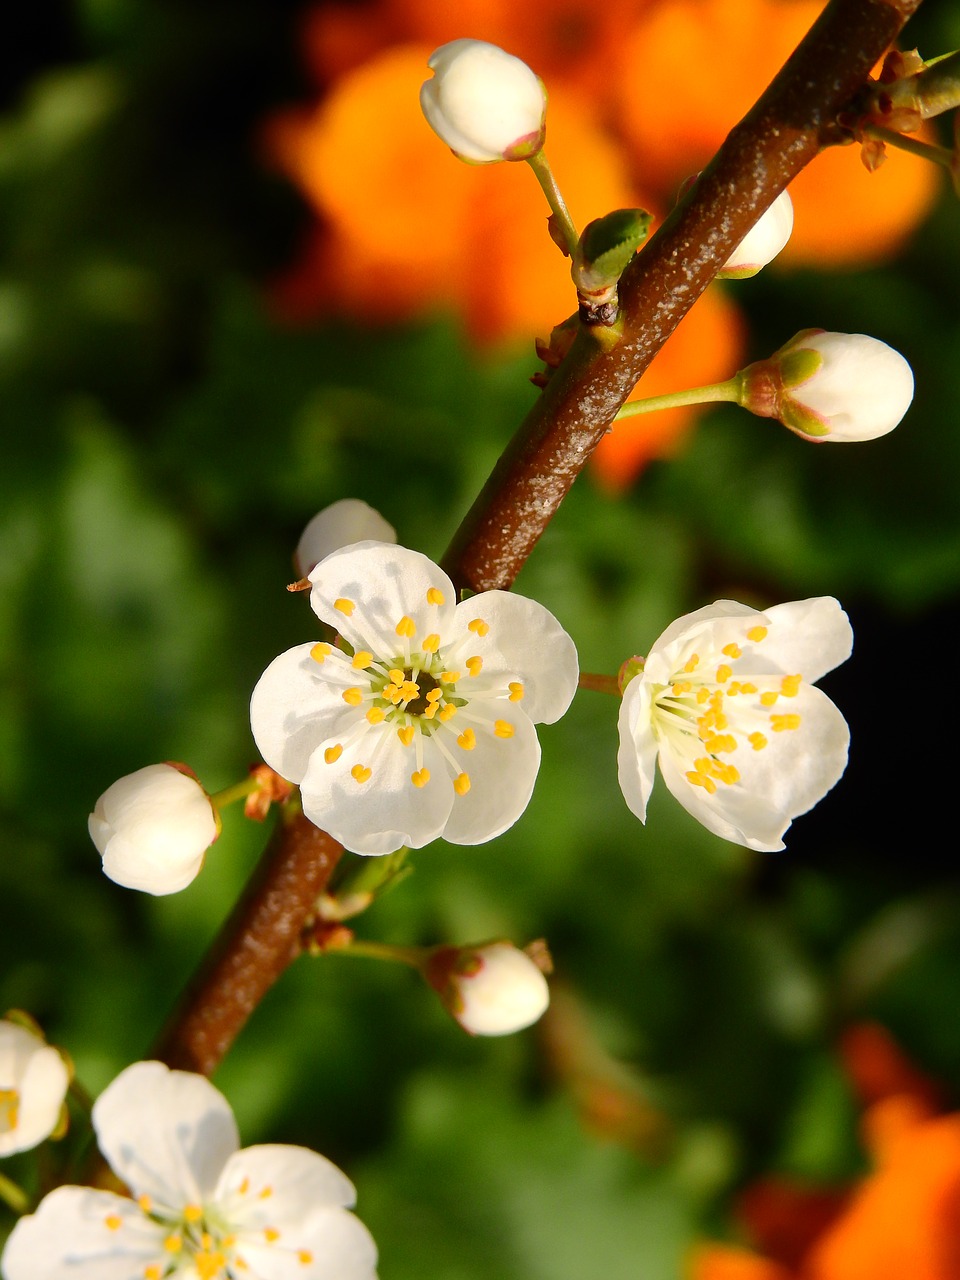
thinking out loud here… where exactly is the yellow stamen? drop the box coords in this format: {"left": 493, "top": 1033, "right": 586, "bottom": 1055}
{"left": 468, "top": 618, "right": 489, "bottom": 636}
{"left": 771, "top": 714, "right": 801, "bottom": 732}
{"left": 703, "top": 734, "right": 737, "bottom": 754}
{"left": 389, "top": 669, "right": 404, "bottom": 685}
{"left": 351, "top": 650, "right": 373, "bottom": 669}
{"left": 508, "top": 682, "right": 524, "bottom": 701}
{"left": 145, "top": 1268, "right": 162, "bottom": 1280}
{"left": 454, "top": 773, "right": 471, "bottom": 795}
{"left": 411, "top": 769, "right": 430, "bottom": 788}
{"left": 324, "top": 745, "right": 342, "bottom": 764}
{"left": 722, "top": 643, "right": 742, "bottom": 659}
{"left": 426, "top": 588, "right": 445, "bottom": 606}
{"left": 457, "top": 729, "right": 476, "bottom": 751}
{"left": 739, "top": 682, "right": 758, "bottom": 695}
{"left": 686, "top": 771, "right": 718, "bottom": 795}
{"left": 422, "top": 633, "right": 441, "bottom": 653}
{"left": 397, "top": 725, "right": 415, "bottom": 746}
{"left": 749, "top": 732, "right": 768, "bottom": 751}
{"left": 366, "top": 707, "right": 385, "bottom": 725}
{"left": 395, "top": 615, "right": 416, "bottom": 638}
{"left": 715, "top": 664, "right": 733, "bottom": 683}
{"left": 696, "top": 688, "right": 710, "bottom": 705}
{"left": 342, "top": 687, "right": 363, "bottom": 706}
{"left": 781, "top": 674, "right": 802, "bottom": 697}
{"left": 439, "top": 703, "right": 457, "bottom": 721}
{"left": 494, "top": 720, "right": 514, "bottom": 739}
{"left": 105, "top": 1214, "right": 122, "bottom": 1232}
{"left": 747, "top": 625, "right": 768, "bottom": 642}
{"left": 423, "top": 703, "right": 438, "bottom": 719}
{"left": 238, "top": 1179, "right": 250, "bottom": 1195}
{"left": 440, "top": 671, "right": 460, "bottom": 684}
{"left": 164, "top": 1234, "right": 183, "bottom": 1253}
{"left": 310, "top": 642, "right": 331, "bottom": 664}
{"left": 683, "top": 654, "right": 700, "bottom": 673}
{"left": 351, "top": 764, "right": 372, "bottom": 783}
{"left": 426, "top": 688, "right": 442, "bottom": 702}
{"left": 259, "top": 1186, "right": 273, "bottom": 1199}
{"left": 200, "top": 1234, "right": 213, "bottom": 1250}
{"left": 184, "top": 1206, "right": 203, "bottom": 1223}
{"left": 298, "top": 1250, "right": 314, "bottom": 1265}
{"left": 264, "top": 1228, "right": 280, "bottom": 1243}
{"left": 671, "top": 681, "right": 692, "bottom": 696}
{"left": 334, "top": 598, "right": 355, "bottom": 616}
{"left": 137, "top": 1195, "right": 152, "bottom": 1213}
{"left": 760, "top": 691, "right": 779, "bottom": 707}
{"left": 466, "top": 656, "right": 483, "bottom": 677}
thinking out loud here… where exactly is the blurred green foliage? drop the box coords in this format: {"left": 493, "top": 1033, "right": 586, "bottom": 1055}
{"left": 2, "top": 3, "right": 960, "bottom": 1278}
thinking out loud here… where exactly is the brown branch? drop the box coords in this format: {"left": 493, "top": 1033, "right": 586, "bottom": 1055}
{"left": 152, "top": 809, "right": 342, "bottom": 1075}
{"left": 148, "top": 0, "right": 921, "bottom": 1082}
{"left": 441, "top": 0, "right": 923, "bottom": 595}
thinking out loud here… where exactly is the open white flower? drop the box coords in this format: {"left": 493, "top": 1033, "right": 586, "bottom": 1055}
{"left": 1, "top": 1060, "right": 378, "bottom": 1280}
{"left": 719, "top": 189, "right": 794, "bottom": 278}
{"left": 426, "top": 942, "right": 550, "bottom": 1036}
{"left": 295, "top": 500, "right": 397, "bottom": 578}
{"left": 741, "top": 329, "right": 914, "bottom": 441}
{"left": 617, "top": 597, "right": 852, "bottom": 851}
{"left": 250, "top": 541, "right": 578, "bottom": 855}
{"left": 88, "top": 763, "right": 219, "bottom": 895}
{"left": 420, "top": 39, "right": 547, "bottom": 163}
{"left": 0, "top": 1019, "right": 70, "bottom": 1157}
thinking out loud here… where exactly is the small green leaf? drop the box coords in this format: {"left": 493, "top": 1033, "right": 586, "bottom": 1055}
{"left": 578, "top": 209, "right": 653, "bottom": 288}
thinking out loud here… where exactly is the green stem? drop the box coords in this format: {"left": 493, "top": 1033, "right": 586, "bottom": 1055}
{"left": 614, "top": 376, "right": 743, "bottom": 420}
{"left": 209, "top": 776, "right": 260, "bottom": 811}
{"left": 68, "top": 1076, "right": 95, "bottom": 1114}
{"left": 526, "top": 150, "right": 580, "bottom": 257}
{"left": 0, "top": 1169, "right": 30, "bottom": 1216}
{"left": 863, "top": 123, "right": 955, "bottom": 167}
{"left": 578, "top": 673, "right": 621, "bottom": 695}
{"left": 331, "top": 938, "right": 427, "bottom": 970}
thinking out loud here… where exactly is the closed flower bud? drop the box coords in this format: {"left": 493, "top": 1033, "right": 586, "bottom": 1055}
{"left": 0, "top": 1018, "right": 70, "bottom": 1156}
{"left": 88, "top": 763, "right": 218, "bottom": 895}
{"left": 719, "top": 190, "right": 794, "bottom": 278}
{"left": 420, "top": 39, "right": 547, "bottom": 164}
{"left": 425, "top": 941, "right": 550, "bottom": 1036}
{"left": 740, "top": 329, "right": 914, "bottom": 441}
{"left": 295, "top": 499, "right": 396, "bottom": 578}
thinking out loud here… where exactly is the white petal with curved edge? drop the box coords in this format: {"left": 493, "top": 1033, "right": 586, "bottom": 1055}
{"left": 100, "top": 828, "right": 206, "bottom": 895}
{"left": 643, "top": 601, "right": 761, "bottom": 682}
{"left": 658, "top": 685, "right": 849, "bottom": 850}
{"left": 1, "top": 1187, "right": 165, "bottom": 1280}
{"left": 0, "top": 1024, "right": 69, "bottom": 1155}
{"left": 616, "top": 678, "right": 659, "bottom": 824}
{"left": 295, "top": 501, "right": 396, "bottom": 577}
{"left": 758, "top": 597, "right": 853, "bottom": 683}
{"left": 219, "top": 1145, "right": 357, "bottom": 1224}
{"left": 251, "top": 645, "right": 359, "bottom": 784}
{"left": 454, "top": 592, "right": 578, "bottom": 724}
{"left": 240, "top": 1205, "right": 378, "bottom": 1280}
{"left": 93, "top": 1061, "right": 238, "bottom": 1205}
{"left": 309, "top": 543, "right": 456, "bottom": 657}
{"left": 300, "top": 729, "right": 453, "bottom": 855}
{"left": 440, "top": 705, "right": 541, "bottom": 845}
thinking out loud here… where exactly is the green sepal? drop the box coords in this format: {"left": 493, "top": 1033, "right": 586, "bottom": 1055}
{"left": 577, "top": 209, "right": 653, "bottom": 288}
{"left": 778, "top": 347, "right": 822, "bottom": 390}
{"left": 781, "top": 400, "right": 831, "bottom": 437}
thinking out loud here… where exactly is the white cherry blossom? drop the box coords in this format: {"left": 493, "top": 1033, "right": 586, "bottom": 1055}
{"left": 0, "top": 1060, "right": 377, "bottom": 1280}
{"left": 420, "top": 39, "right": 547, "bottom": 163}
{"left": 617, "top": 597, "right": 852, "bottom": 851}
{"left": 720, "top": 189, "right": 794, "bottom": 278}
{"left": 0, "top": 1019, "right": 69, "bottom": 1157}
{"left": 88, "top": 764, "right": 218, "bottom": 895}
{"left": 427, "top": 942, "right": 550, "bottom": 1036}
{"left": 294, "top": 500, "right": 396, "bottom": 578}
{"left": 250, "top": 541, "right": 578, "bottom": 855}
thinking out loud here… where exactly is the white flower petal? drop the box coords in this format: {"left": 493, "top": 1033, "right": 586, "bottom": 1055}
{"left": 1, "top": 1187, "right": 165, "bottom": 1280}
{"left": 217, "top": 1145, "right": 357, "bottom": 1223}
{"left": 454, "top": 592, "right": 579, "bottom": 724}
{"left": 760, "top": 597, "right": 853, "bottom": 683}
{"left": 0, "top": 1021, "right": 69, "bottom": 1156}
{"left": 240, "top": 1206, "right": 378, "bottom": 1280}
{"left": 721, "top": 189, "right": 793, "bottom": 276}
{"left": 251, "top": 644, "right": 359, "bottom": 784}
{"left": 784, "top": 331, "right": 914, "bottom": 441}
{"left": 616, "top": 678, "right": 659, "bottom": 825}
{"left": 295, "top": 501, "right": 396, "bottom": 578}
{"left": 642, "top": 600, "right": 760, "bottom": 683}
{"left": 92, "top": 1061, "right": 238, "bottom": 1206}
{"left": 439, "top": 705, "right": 541, "bottom": 845}
{"left": 448, "top": 942, "right": 550, "bottom": 1036}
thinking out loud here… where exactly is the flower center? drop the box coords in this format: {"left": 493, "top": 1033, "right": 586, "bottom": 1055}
{"left": 0, "top": 1087, "right": 19, "bottom": 1134}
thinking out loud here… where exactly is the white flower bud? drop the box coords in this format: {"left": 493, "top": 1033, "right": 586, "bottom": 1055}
{"left": 89, "top": 763, "right": 218, "bottom": 895}
{"left": 420, "top": 39, "right": 547, "bottom": 164}
{"left": 741, "top": 329, "right": 914, "bottom": 441}
{"left": 294, "top": 499, "right": 396, "bottom": 578}
{"left": 720, "top": 190, "right": 794, "bottom": 278}
{"left": 0, "top": 1019, "right": 70, "bottom": 1156}
{"left": 426, "top": 942, "right": 550, "bottom": 1036}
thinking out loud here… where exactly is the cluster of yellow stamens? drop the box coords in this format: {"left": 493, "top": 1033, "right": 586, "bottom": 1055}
{"left": 309, "top": 586, "right": 523, "bottom": 796}
{"left": 0, "top": 1087, "right": 19, "bottom": 1132}
{"left": 654, "top": 624, "right": 804, "bottom": 797}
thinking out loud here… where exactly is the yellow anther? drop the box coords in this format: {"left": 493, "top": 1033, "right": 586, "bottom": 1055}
{"left": 508, "top": 682, "right": 524, "bottom": 702}
{"left": 671, "top": 681, "right": 692, "bottom": 696}
{"left": 715, "top": 664, "right": 733, "bottom": 683}
{"left": 342, "top": 687, "right": 364, "bottom": 706}
{"left": 747, "top": 625, "right": 768, "bottom": 642}
{"left": 137, "top": 1195, "right": 152, "bottom": 1213}
{"left": 310, "top": 642, "right": 331, "bottom": 664}
{"left": 426, "top": 688, "right": 443, "bottom": 702}
{"left": 422, "top": 633, "right": 441, "bottom": 653}
{"left": 440, "top": 671, "right": 460, "bottom": 684}
{"left": 494, "top": 720, "right": 514, "bottom": 739}
{"left": 395, "top": 615, "right": 416, "bottom": 638}
{"left": 749, "top": 732, "right": 768, "bottom": 751}
{"left": 264, "top": 1228, "right": 280, "bottom": 1243}
{"left": 683, "top": 654, "right": 700, "bottom": 673}
{"left": 439, "top": 702, "right": 457, "bottom": 721}
{"left": 105, "top": 1214, "right": 123, "bottom": 1232}
{"left": 366, "top": 707, "right": 385, "bottom": 725}
{"left": 399, "top": 680, "right": 420, "bottom": 702}
{"left": 760, "top": 691, "right": 779, "bottom": 707}
{"left": 423, "top": 703, "right": 438, "bottom": 719}
{"left": 389, "top": 669, "right": 404, "bottom": 685}
{"left": 351, "top": 650, "right": 373, "bottom": 669}
{"left": 704, "top": 734, "right": 737, "bottom": 754}
{"left": 457, "top": 729, "right": 477, "bottom": 751}
{"left": 397, "top": 725, "right": 415, "bottom": 746}
{"left": 238, "top": 1179, "right": 250, "bottom": 1195}
{"left": 466, "top": 656, "right": 483, "bottom": 676}
{"left": 696, "top": 688, "right": 710, "bottom": 705}
{"left": 351, "top": 764, "right": 372, "bottom": 783}
{"left": 771, "top": 714, "right": 802, "bottom": 732}
{"left": 201, "top": 1234, "right": 213, "bottom": 1250}
{"left": 411, "top": 768, "right": 431, "bottom": 788}
{"left": 426, "top": 587, "right": 445, "bottom": 606}
{"left": 686, "top": 770, "right": 718, "bottom": 795}
{"left": 164, "top": 1234, "right": 183, "bottom": 1253}
{"left": 334, "top": 598, "right": 355, "bottom": 616}
{"left": 259, "top": 1187, "right": 273, "bottom": 1199}
{"left": 454, "top": 773, "right": 471, "bottom": 796}
{"left": 722, "top": 643, "right": 742, "bottom": 659}
{"left": 298, "top": 1250, "right": 314, "bottom": 1265}
{"left": 739, "top": 682, "right": 758, "bottom": 695}
{"left": 468, "top": 618, "right": 490, "bottom": 636}
{"left": 184, "top": 1206, "right": 203, "bottom": 1223}
{"left": 717, "top": 764, "right": 740, "bottom": 785}
{"left": 781, "top": 674, "right": 802, "bottom": 697}
{"left": 145, "top": 1267, "right": 162, "bottom": 1280}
